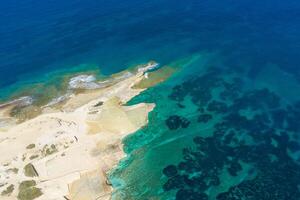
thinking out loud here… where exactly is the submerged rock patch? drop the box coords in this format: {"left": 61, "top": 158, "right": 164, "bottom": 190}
{"left": 163, "top": 67, "right": 300, "bottom": 200}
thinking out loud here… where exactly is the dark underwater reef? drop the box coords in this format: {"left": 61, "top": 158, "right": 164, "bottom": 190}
{"left": 163, "top": 67, "right": 300, "bottom": 200}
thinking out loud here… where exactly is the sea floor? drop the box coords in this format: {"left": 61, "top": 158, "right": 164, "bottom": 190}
{"left": 110, "top": 53, "right": 300, "bottom": 200}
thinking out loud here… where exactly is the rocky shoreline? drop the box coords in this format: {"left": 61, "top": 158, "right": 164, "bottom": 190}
{"left": 0, "top": 62, "right": 168, "bottom": 200}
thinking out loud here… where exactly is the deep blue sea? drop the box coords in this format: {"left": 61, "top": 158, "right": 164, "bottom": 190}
{"left": 1, "top": 0, "right": 300, "bottom": 199}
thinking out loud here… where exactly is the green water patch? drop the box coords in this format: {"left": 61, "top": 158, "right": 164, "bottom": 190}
{"left": 160, "top": 67, "right": 300, "bottom": 199}
{"left": 110, "top": 54, "right": 218, "bottom": 199}
{"left": 110, "top": 53, "right": 300, "bottom": 200}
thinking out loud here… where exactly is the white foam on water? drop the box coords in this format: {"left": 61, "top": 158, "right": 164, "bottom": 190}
{"left": 68, "top": 74, "right": 99, "bottom": 89}
{"left": 42, "top": 92, "right": 72, "bottom": 108}
{"left": 138, "top": 62, "right": 160, "bottom": 73}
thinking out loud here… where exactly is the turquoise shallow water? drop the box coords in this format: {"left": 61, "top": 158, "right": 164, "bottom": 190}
{"left": 110, "top": 53, "right": 300, "bottom": 199}
{"left": 1, "top": 0, "right": 300, "bottom": 199}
